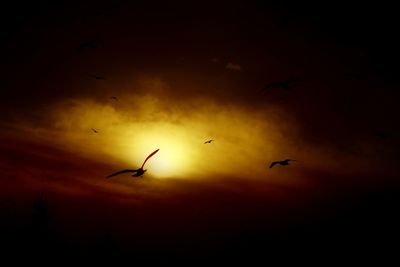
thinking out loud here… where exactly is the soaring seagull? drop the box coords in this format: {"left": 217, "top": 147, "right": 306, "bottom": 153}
{"left": 91, "top": 128, "right": 99, "bottom": 133}
{"left": 269, "top": 159, "right": 298, "bottom": 168}
{"left": 110, "top": 96, "right": 119, "bottom": 101}
{"left": 204, "top": 139, "right": 214, "bottom": 144}
{"left": 77, "top": 40, "right": 98, "bottom": 54}
{"left": 88, "top": 74, "right": 105, "bottom": 80}
{"left": 259, "top": 78, "right": 301, "bottom": 94}
{"left": 107, "top": 149, "right": 160, "bottom": 178}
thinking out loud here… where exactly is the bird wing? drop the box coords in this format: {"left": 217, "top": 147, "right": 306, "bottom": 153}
{"left": 269, "top": 161, "right": 278, "bottom": 168}
{"left": 77, "top": 41, "right": 97, "bottom": 54}
{"left": 141, "top": 149, "right": 160, "bottom": 169}
{"left": 258, "top": 82, "right": 282, "bottom": 94}
{"left": 107, "top": 169, "right": 138, "bottom": 179}
{"left": 264, "top": 82, "right": 281, "bottom": 89}
{"left": 89, "top": 74, "right": 104, "bottom": 79}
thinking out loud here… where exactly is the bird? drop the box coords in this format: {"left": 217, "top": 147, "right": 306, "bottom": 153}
{"left": 110, "top": 96, "right": 119, "bottom": 101}
{"left": 259, "top": 78, "right": 301, "bottom": 94}
{"left": 88, "top": 74, "right": 105, "bottom": 80}
{"left": 375, "top": 131, "right": 393, "bottom": 140}
{"left": 77, "top": 40, "right": 98, "bottom": 54}
{"left": 269, "top": 159, "right": 298, "bottom": 168}
{"left": 91, "top": 128, "right": 99, "bottom": 133}
{"left": 107, "top": 149, "right": 160, "bottom": 178}
{"left": 204, "top": 139, "right": 214, "bottom": 144}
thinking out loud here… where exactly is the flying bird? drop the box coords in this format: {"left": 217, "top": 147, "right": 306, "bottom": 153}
{"left": 88, "top": 74, "right": 105, "bottom": 80}
{"left": 259, "top": 78, "right": 301, "bottom": 94}
{"left": 204, "top": 139, "right": 214, "bottom": 144}
{"left": 110, "top": 96, "right": 119, "bottom": 101}
{"left": 107, "top": 149, "right": 160, "bottom": 178}
{"left": 91, "top": 128, "right": 99, "bottom": 133}
{"left": 375, "top": 131, "right": 394, "bottom": 140}
{"left": 269, "top": 159, "right": 298, "bottom": 168}
{"left": 77, "top": 40, "right": 98, "bottom": 54}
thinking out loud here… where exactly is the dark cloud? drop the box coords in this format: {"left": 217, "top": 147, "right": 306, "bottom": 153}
{"left": 225, "top": 62, "right": 242, "bottom": 71}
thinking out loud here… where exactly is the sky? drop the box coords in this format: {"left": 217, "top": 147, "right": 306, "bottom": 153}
{"left": 1, "top": 0, "right": 400, "bottom": 262}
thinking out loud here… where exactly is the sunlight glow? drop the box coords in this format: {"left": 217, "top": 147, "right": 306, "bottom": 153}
{"left": 41, "top": 91, "right": 293, "bottom": 181}
{"left": 127, "top": 128, "right": 194, "bottom": 178}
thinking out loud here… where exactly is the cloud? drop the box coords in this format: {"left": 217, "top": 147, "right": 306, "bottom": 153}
{"left": 225, "top": 62, "right": 242, "bottom": 71}
{"left": 34, "top": 94, "right": 293, "bottom": 180}
{"left": 2, "top": 74, "right": 397, "bottom": 205}
{"left": 1, "top": 75, "right": 314, "bottom": 186}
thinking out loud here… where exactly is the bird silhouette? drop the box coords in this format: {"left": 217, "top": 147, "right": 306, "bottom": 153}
{"left": 269, "top": 159, "right": 298, "bottom": 168}
{"left": 77, "top": 40, "right": 98, "bottom": 54}
{"left": 204, "top": 139, "right": 214, "bottom": 144}
{"left": 259, "top": 78, "right": 301, "bottom": 94}
{"left": 107, "top": 149, "right": 160, "bottom": 178}
{"left": 91, "top": 128, "right": 99, "bottom": 133}
{"left": 88, "top": 74, "right": 105, "bottom": 80}
{"left": 110, "top": 96, "right": 119, "bottom": 101}
{"left": 375, "top": 131, "right": 394, "bottom": 140}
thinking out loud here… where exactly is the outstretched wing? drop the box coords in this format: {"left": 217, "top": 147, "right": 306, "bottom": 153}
{"left": 141, "top": 149, "right": 160, "bottom": 169}
{"left": 88, "top": 74, "right": 104, "bottom": 80}
{"left": 107, "top": 169, "right": 137, "bottom": 179}
{"left": 269, "top": 161, "right": 279, "bottom": 168}
{"left": 77, "top": 40, "right": 97, "bottom": 54}
{"left": 261, "top": 82, "right": 280, "bottom": 92}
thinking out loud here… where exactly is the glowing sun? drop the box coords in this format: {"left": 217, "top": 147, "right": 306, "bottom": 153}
{"left": 124, "top": 128, "right": 196, "bottom": 178}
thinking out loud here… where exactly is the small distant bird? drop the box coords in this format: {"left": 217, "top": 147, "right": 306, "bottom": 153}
{"left": 110, "top": 96, "right": 119, "bottom": 101}
{"left": 77, "top": 40, "right": 98, "bottom": 54}
{"left": 269, "top": 159, "right": 298, "bottom": 168}
{"left": 88, "top": 74, "right": 105, "bottom": 80}
{"left": 259, "top": 78, "right": 301, "bottom": 94}
{"left": 91, "top": 128, "right": 99, "bottom": 133}
{"left": 204, "top": 140, "right": 214, "bottom": 144}
{"left": 107, "top": 149, "right": 160, "bottom": 178}
{"left": 375, "top": 131, "right": 395, "bottom": 140}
